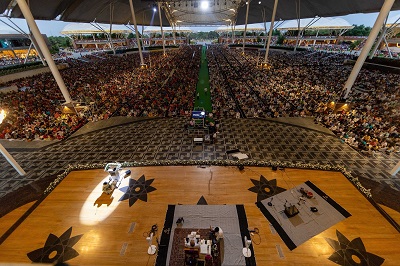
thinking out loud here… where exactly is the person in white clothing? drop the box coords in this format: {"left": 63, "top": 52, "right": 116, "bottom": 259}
{"left": 214, "top": 227, "right": 223, "bottom": 241}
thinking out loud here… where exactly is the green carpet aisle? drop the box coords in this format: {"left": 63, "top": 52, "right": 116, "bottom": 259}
{"left": 194, "top": 45, "right": 212, "bottom": 112}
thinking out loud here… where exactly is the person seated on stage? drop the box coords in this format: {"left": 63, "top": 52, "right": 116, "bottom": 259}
{"left": 214, "top": 227, "right": 224, "bottom": 241}
{"left": 102, "top": 181, "right": 114, "bottom": 194}
{"left": 209, "top": 226, "right": 223, "bottom": 244}
{"left": 185, "top": 236, "right": 200, "bottom": 248}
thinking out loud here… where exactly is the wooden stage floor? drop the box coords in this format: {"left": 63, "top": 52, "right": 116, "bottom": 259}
{"left": 0, "top": 166, "right": 399, "bottom": 265}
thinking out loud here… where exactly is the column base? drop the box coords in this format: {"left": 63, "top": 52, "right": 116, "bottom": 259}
{"left": 259, "top": 62, "right": 272, "bottom": 70}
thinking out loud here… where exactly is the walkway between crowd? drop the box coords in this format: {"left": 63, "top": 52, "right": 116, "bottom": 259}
{"left": 194, "top": 45, "right": 212, "bottom": 112}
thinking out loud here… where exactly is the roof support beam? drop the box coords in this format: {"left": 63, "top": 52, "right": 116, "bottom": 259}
{"left": 343, "top": 0, "right": 395, "bottom": 99}
{"left": 262, "top": 0, "right": 278, "bottom": 65}
{"left": 158, "top": 2, "right": 166, "bottom": 56}
{"left": 383, "top": 36, "right": 393, "bottom": 58}
{"left": 16, "top": 0, "right": 72, "bottom": 103}
{"left": 173, "top": 23, "right": 176, "bottom": 45}
{"left": 0, "top": 18, "right": 46, "bottom": 66}
{"left": 294, "top": 16, "right": 320, "bottom": 51}
{"left": 313, "top": 29, "right": 319, "bottom": 45}
{"left": 28, "top": 31, "right": 47, "bottom": 66}
{"left": 369, "top": 16, "right": 388, "bottom": 60}
{"left": 128, "top": 0, "right": 145, "bottom": 66}
{"left": 23, "top": 42, "right": 32, "bottom": 64}
{"left": 294, "top": 0, "right": 301, "bottom": 52}
{"left": 242, "top": 0, "right": 250, "bottom": 53}
{"left": 231, "top": 22, "right": 235, "bottom": 44}
{"left": 109, "top": 2, "right": 116, "bottom": 54}
{"left": 0, "top": 144, "right": 26, "bottom": 176}
{"left": 261, "top": 7, "right": 267, "bottom": 48}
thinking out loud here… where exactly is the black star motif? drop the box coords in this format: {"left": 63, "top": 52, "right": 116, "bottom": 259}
{"left": 27, "top": 227, "right": 83, "bottom": 264}
{"left": 197, "top": 195, "right": 208, "bottom": 205}
{"left": 119, "top": 174, "right": 156, "bottom": 207}
{"left": 248, "top": 175, "right": 286, "bottom": 202}
{"left": 325, "top": 230, "right": 385, "bottom": 266}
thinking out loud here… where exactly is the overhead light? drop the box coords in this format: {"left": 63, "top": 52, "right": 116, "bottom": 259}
{"left": 201, "top": 1, "right": 209, "bottom": 9}
{"left": 258, "top": 1, "right": 261, "bottom": 4}
{"left": 153, "top": 7, "right": 157, "bottom": 12}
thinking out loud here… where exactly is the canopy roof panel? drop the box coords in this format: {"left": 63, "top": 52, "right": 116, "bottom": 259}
{"left": 215, "top": 22, "right": 269, "bottom": 32}
{"left": 278, "top": 17, "right": 354, "bottom": 31}
{"left": 143, "top": 26, "right": 192, "bottom": 33}
{"left": 162, "top": 0, "right": 242, "bottom": 26}
{"left": 1, "top": 0, "right": 400, "bottom": 27}
{"left": 60, "top": 23, "right": 131, "bottom": 35}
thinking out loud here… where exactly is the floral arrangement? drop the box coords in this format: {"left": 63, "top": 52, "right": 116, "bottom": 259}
{"left": 44, "top": 159, "right": 372, "bottom": 198}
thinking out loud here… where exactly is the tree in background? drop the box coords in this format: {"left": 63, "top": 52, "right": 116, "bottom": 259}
{"left": 272, "top": 29, "right": 281, "bottom": 36}
{"left": 48, "top": 36, "right": 71, "bottom": 54}
{"left": 191, "top": 31, "right": 219, "bottom": 40}
{"left": 344, "top": 25, "right": 372, "bottom": 36}
{"left": 276, "top": 34, "right": 285, "bottom": 45}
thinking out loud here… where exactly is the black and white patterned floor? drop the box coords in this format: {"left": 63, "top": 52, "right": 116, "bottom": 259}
{"left": 0, "top": 118, "right": 399, "bottom": 201}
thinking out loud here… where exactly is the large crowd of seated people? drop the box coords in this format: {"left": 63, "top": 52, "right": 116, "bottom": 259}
{"left": 0, "top": 44, "right": 398, "bottom": 156}
{"left": 0, "top": 45, "right": 200, "bottom": 141}
{"left": 0, "top": 56, "right": 42, "bottom": 67}
{"left": 206, "top": 45, "right": 399, "bottom": 154}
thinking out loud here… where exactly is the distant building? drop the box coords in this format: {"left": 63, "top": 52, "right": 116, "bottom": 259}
{"left": 0, "top": 32, "right": 37, "bottom": 59}
{"left": 61, "top": 23, "right": 131, "bottom": 50}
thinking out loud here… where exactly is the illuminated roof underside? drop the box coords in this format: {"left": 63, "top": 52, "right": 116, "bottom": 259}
{"left": 163, "top": 0, "right": 242, "bottom": 26}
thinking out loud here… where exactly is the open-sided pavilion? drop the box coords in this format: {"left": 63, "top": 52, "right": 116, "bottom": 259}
{"left": 1, "top": 0, "right": 399, "bottom": 104}
{"left": 0, "top": 1, "right": 399, "bottom": 264}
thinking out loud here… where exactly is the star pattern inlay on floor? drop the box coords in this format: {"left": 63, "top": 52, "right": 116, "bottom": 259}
{"left": 0, "top": 117, "right": 399, "bottom": 209}
{"left": 119, "top": 175, "right": 156, "bottom": 207}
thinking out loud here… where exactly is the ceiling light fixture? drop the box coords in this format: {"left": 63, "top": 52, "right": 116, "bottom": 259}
{"left": 201, "top": 1, "right": 209, "bottom": 9}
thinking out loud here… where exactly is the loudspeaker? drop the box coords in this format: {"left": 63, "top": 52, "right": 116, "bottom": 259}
{"left": 272, "top": 166, "right": 278, "bottom": 171}
{"left": 238, "top": 165, "right": 244, "bottom": 171}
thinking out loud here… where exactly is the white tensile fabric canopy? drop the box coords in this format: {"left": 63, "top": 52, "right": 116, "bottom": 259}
{"left": 277, "top": 17, "right": 354, "bottom": 31}
{"left": 215, "top": 23, "right": 270, "bottom": 32}
{"left": 142, "top": 26, "right": 192, "bottom": 34}
{"left": 60, "top": 23, "right": 131, "bottom": 35}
